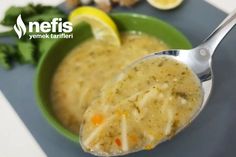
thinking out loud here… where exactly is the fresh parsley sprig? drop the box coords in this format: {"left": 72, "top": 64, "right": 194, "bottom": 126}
{"left": 0, "top": 4, "right": 67, "bottom": 70}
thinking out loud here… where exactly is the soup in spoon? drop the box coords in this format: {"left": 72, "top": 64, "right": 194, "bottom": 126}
{"left": 80, "top": 56, "right": 203, "bottom": 156}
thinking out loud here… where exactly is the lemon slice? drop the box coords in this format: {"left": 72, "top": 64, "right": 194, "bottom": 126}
{"left": 147, "top": 0, "right": 183, "bottom": 10}
{"left": 69, "top": 6, "right": 120, "bottom": 46}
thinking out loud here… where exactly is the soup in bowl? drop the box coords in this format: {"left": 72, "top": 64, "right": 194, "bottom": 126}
{"left": 35, "top": 13, "right": 192, "bottom": 148}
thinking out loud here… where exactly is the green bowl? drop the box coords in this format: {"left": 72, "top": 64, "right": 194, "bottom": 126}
{"left": 35, "top": 13, "right": 192, "bottom": 143}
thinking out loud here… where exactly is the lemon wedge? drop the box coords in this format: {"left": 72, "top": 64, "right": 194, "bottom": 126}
{"left": 147, "top": 0, "right": 183, "bottom": 10}
{"left": 69, "top": 6, "right": 120, "bottom": 46}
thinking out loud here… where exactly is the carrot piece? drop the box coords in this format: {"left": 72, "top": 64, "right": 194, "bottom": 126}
{"left": 91, "top": 114, "right": 104, "bottom": 125}
{"left": 129, "top": 134, "right": 138, "bottom": 144}
{"left": 115, "top": 138, "right": 122, "bottom": 147}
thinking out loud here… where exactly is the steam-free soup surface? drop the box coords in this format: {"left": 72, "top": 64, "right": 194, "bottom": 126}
{"left": 80, "top": 56, "right": 203, "bottom": 156}
{"left": 51, "top": 33, "right": 168, "bottom": 133}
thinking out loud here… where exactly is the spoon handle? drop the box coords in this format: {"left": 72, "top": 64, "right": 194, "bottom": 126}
{"left": 200, "top": 9, "right": 236, "bottom": 54}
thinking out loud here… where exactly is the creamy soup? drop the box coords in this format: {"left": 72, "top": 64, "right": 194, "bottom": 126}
{"left": 80, "top": 56, "right": 203, "bottom": 156}
{"left": 51, "top": 33, "right": 168, "bottom": 133}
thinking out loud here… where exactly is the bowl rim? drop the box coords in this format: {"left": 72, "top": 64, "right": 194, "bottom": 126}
{"left": 34, "top": 12, "right": 192, "bottom": 143}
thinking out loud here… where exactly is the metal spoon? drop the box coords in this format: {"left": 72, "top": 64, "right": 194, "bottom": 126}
{"left": 80, "top": 10, "right": 236, "bottom": 156}
{"left": 123, "top": 9, "right": 236, "bottom": 137}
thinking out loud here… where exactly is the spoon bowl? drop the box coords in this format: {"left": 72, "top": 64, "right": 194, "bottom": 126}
{"left": 123, "top": 50, "right": 213, "bottom": 139}
{"left": 119, "top": 8, "right": 236, "bottom": 146}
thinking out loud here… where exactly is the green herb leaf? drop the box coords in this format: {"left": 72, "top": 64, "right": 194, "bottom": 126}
{"left": 0, "top": 44, "right": 16, "bottom": 69}
{"left": 1, "top": 4, "right": 66, "bottom": 26}
{"left": 0, "top": 44, "right": 17, "bottom": 56}
{"left": 1, "top": 4, "right": 37, "bottom": 26}
{"left": 0, "top": 52, "right": 11, "bottom": 70}
{"left": 38, "top": 38, "right": 58, "bottom": 56}
{"left": 17, "top": 41, "right": 35, "bottom": 64}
